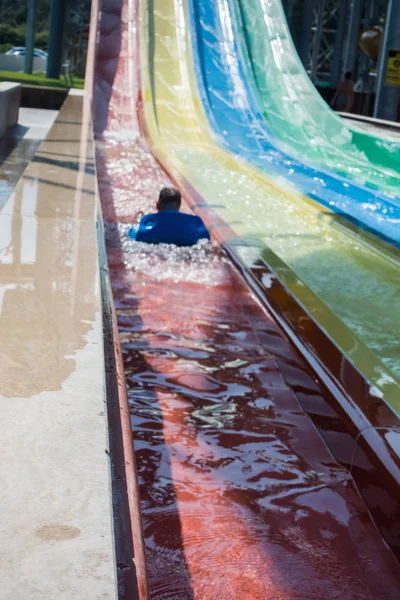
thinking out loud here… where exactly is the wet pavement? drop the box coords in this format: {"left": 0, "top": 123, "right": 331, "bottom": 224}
{"left": 0, "top": 107, "right": 58, "bottom": 210}
{"left": 0, "top": 95, "right": 117, "bottom": 599}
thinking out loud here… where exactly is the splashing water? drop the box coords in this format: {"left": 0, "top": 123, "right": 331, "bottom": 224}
{"left": 105, "top": 222, "right": 230, "bottom": 286}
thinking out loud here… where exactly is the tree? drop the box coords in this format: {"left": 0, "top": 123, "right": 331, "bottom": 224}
{"left": 0, "top": 0, "right": 90, "bottom": 52}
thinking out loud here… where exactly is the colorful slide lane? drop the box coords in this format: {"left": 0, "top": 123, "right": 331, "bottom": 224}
{"left": 93, "top": 0, "right": 400, "bottom": 597}
{"left": 140, "top": 0, "right": 400, "bottom": 406}
{"left": 237, "top": 0, "right": 400, "bottom": 191}
{"left": 189, "top": 0, "right": 400, "bottom": 246}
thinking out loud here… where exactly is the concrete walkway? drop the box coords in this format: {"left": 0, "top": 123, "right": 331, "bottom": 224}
{"left": 0, "top": 93, "right": 117, "bottom": 599}
{"left": 0, "top": 107, "right": 58, "bottom": 210}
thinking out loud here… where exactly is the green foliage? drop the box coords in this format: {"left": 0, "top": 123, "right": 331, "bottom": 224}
{"left": 15, "top": 5, "right": 28, "bottom": 26}
{"left": 0, "top": 23, "right": 25, "bottom": 46}
{"left": 0, "top": 70, "right": 85, "bottom": 89}
{"left": 35, "top": 30, "right": 49, "bottom": 48}
{"left": 0, "top": 0, "right": 91, "bottom": 50}
{"left": 0, "top": 0, "right": 51, "bottom": 32}
{"left": 0, "top": 43, "right": 13, "bottom": 53}
{"left": 0, "top": 1, "right": 48, "bottom": 48}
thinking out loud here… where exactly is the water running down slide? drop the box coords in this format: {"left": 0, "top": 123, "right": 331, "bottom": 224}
{"left": 237, "top": 0, "right": 400, "bottom": 192}
{"left": 93, "top": 0, "right": 400, "bottom": 596}
{"left": 189, "top": 0, "right": 400, "bottom": 246}
{"left": 140, "top": 0, "right": 400, "bottom": 405}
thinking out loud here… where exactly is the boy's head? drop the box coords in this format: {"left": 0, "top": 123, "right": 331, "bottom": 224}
{"left": 344, "top": 71, "right": 353, "bottom": 81}
{"left": 157, "top": 187, "right": 182, "bottom": 212}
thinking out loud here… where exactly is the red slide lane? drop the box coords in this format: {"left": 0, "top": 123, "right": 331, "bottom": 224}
{"left": 93, "top": 0, "right": 400, "bottom": 598}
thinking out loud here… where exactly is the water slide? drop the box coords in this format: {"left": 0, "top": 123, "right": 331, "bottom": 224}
{"left": 236, "top": 0, "right": 400, "bottom": 189}
{"left": 141, "top": 0, "right": 400, "bottom": 402}
{"left": 189, "top": 0, "right": 400, "bottom": 246}
{"left": 92, "top": 0, "right": 400, "bottom": 597}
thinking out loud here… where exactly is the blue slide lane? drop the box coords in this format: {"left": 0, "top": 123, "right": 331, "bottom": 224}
{"left": 188, "top": 0, "right": 400, "bottom": 247}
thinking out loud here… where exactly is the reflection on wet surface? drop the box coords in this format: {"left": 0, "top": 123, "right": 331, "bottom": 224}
{"left": 0, "top": 91, "right": 120, "bottom": 598}
{"left": 0, "top": 136, "right": 39, "bottom": 209}
{"left": 0, "top": 108, "right": 58, "bottom": 211}
{"left": 0, "top": 99, "right": 98, "bottom": 398}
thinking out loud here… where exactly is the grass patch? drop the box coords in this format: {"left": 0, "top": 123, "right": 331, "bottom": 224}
{"left": 0, "top": 71, "right": 85, "bottom": 89}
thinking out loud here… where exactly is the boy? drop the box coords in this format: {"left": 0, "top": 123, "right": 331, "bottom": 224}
{"left": 130, "top": 187, "right": 210, "bottom": 246}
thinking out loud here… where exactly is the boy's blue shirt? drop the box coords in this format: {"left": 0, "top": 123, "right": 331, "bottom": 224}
{"left": 129, "top": 211, "right": 210, "bottom": 246}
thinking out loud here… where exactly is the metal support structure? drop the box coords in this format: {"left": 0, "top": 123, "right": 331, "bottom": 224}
{"left": 47, "top": 0, "right": 66, "bottom": 80}
{"left": 285, "top": 0, "right": 295, "bottom": 29}
{"left": 343, "top": 0, "right": 361, "bottom": 74}
{"left": 365, "top": 0, "right": 378, "bottom": 27}
{"left": 310, "top": 0, "right": 326, "bottom": 82}
{"left": 355, "top": 0, "right": 378, "bottom": 114}
{"left": 302, "top": 0, "right": 344, "bottom": 84}
{"left": 24, "top": 0, "right": 37, "bottom": 74}
{"left": 300, "top": 0, "right": 314, "bottom": 66}
{"left": 330, "top": 0, "right": 348, "bottom": 86}
{"left": 297, "top": 0, "right": 384, "bottom": 91}
{"left": 374, "top": 0, "right": 400, "bottom": 120}
{"left": 300, "top": 0, "right": 382, "bottom": 88}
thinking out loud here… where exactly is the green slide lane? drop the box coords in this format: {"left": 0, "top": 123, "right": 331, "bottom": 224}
{"left": 236, "top": 0, "right": 400, "bottom": 196}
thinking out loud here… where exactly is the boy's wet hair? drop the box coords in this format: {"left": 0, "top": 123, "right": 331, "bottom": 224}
{"left": 158, "top": 187, "right": 182, "bottom": 207}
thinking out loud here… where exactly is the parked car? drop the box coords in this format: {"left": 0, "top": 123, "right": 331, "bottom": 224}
{"left": 6, "top": 47, "right": 48, "bottom": 59}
